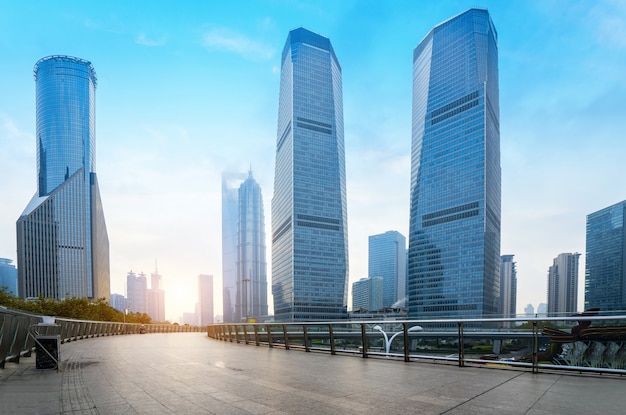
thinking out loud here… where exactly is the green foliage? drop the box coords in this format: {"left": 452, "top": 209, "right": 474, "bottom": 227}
{"left": 0, "top": 287, "right": 152, "bottom": 323}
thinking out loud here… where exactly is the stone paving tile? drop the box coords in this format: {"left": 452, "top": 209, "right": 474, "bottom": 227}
{"left": 2, "top": 333, "right": 626, "bottom": 414}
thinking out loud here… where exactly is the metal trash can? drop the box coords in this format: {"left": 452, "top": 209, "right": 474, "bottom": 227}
{"left": 35, "top": 335, "right": 60, "bottom": 369}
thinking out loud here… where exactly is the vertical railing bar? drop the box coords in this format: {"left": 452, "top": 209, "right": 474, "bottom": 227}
{"left": 253, "top": 324, "right": 260, "bottom": 346}
{"left": 283, "top": 324, "right": 290, "bottom": 350}
{"left": 403, "top": 322, "right": 410, "bottom": 362}
{"left": 303, "top": 325, "right": 310, "bottom": 352}
{"left": 329, "top": 324, "right": 336, "bottom": 355}
{"left": 267, "top": 324, "right": 274, "bottom": 348}
{"left": 458, "top": 321, "right": 465, "bottom": 367}
{"left": 361, "top": 324, "right": 368, "bottom": 358}
{"left": 532, "top": 321, "right": 539, "bottom": 374}
{"left": 243, "top": 325, "right": 249, "bottom": 345}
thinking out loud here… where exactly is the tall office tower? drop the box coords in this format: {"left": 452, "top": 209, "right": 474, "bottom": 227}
{"left": 407, "top": 9, "right": 501, "bottom": 320}
{"left": 352, "top": 277, "right": 383, "bottom": 312}
{"left": 146, "top": 268, "right": 165, "bottom": 322}
{"left": 585, "top": 201, "right": 626, "bottom": 312}
{"left": 499, "top": 255, "right": 517, "bottom": 326}
{"left": 198, "top": 274, "right": 214, "bottom": 325}
{"left": 524, "top": 304, "right": 535, "bottom": 318}
{"left": 236, "top": 170, "right": 268, "bottom": 321}
{"left": 368, "top": 231, "right": 407, "bottom": 308}
{"left": 221, "top": 172, "right": 247, "bottom": 323}
{"left": 272, "top": 28, "right": 349, "bottom": 321}
{"left": 126, "top": 271, "right": 147, "bottom": 314}
{"left": 0, "top": 258, "right": 18, "bottom": 296}
{"left": 547, "top": 253, "right": 580, "bottom": 316}
{"left": 109, "top": 293, "right": 127, "bottom": 313}
{"left": 16, "top": 55, "right": 109, "bottom": 301}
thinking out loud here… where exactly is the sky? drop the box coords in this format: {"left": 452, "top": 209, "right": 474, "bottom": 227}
{"left": 1, "top": 0, "right": 626, "bottom": 322}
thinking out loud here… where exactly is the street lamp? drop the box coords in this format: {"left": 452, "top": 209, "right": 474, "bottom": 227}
{"left": 373, "top": 325, "right": 423, "bottom": 355}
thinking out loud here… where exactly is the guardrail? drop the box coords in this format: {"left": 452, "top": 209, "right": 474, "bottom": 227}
{"left": 0, "top": 307, "right": 204, "bottom": 369}
{"left": 207, "top": 315, "right": 626, "bottom": 375}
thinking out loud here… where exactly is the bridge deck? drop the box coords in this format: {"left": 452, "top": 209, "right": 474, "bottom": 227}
{"left": 1, "top": 332, "right": 624, "bottom": 414}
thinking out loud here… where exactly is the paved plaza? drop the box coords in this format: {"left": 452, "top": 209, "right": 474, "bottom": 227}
{"left": 1, "top": 332, "right": 625, "bottom": 414}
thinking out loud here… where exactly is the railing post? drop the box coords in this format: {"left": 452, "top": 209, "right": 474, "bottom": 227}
{"left": 303, "top": 325, "right": 310, "bottom": 352}
{"left": 457, "top": 321, "right": 464, "bottom": 367}
{"left": 234, "top": 324, "right": 240, "bottom": 344}
{"left": 267, "top": 324, "right": 273, "bottom": 348}
{"left": 243, "top": 325, "right": 249, "bottom": 344}
{"left": 253, "top": 325, "right": 260, "bottom": 346}
{"left": 403, "top": 322, "right": 410, "bottom": 362}
{"left": 532, "top": 320, "right": 539, "bottom": 374}
{"left": 282, "top": 324, "right": 290, "bottom": 350}
{"left": 361, "top": 324, "right": 368, "bottom": 358}
{"left": 329, "top": 324, "right": 336, "bottom": 355}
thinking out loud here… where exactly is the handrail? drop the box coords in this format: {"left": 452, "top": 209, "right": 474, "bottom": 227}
{"left": 206, "top": 315, "right": 626, "bottom": 376}
{"left": 1, "top": 307, "right": 205, "bottom": 369}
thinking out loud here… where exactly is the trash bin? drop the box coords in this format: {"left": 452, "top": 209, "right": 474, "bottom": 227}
{"left": 36, "top": 335, "right": 60, "bottom": 369}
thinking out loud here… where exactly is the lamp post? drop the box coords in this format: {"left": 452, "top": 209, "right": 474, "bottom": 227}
{"left": 373, "top": 325, "right": 423, "bottom": 355}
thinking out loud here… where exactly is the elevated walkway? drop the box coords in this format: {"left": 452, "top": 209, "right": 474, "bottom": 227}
{"left": 1, "top": 332, "right": 624, "bottom": 414}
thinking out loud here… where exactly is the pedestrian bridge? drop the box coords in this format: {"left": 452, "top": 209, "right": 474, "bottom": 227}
{"left": 1, "top": 309, "right": 626, "bottom": 414}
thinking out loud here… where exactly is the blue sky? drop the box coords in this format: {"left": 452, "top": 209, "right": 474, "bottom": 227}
{"left": 1, "top": 0, "right": 626, "bottom": 322}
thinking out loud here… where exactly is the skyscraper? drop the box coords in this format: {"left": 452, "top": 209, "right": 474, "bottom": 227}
{"left": 499, "top": 255, "right": 517, "bottom": 324}
{"left": 147, "top": 267, "right": 165, "bottom": 322}
{"left": 407, "top": 9, "right": 501, "bottom": 320}
{"left": 221, "top": 172, "right": 247, "bottom": 323}
{"left": 0, "top": 258, "right": 18, "bottom": 296}
{"left": 126, "top": 271, "right": 147, "bottom": 313}
{"left": 17, "top": 55, "right": 109, "bottom": 301}
{"left": 236, "top": 170, "right": 268, "bottom": 321}
{"left": 368, "top": 231, "right": 406, "bottom": 308}
{"left": 198, "top": 274, "right": 214, "bottom": 325}
{"left": 585, "top": 201, "right": 626, "bottom": 312}
{"left": 352, "top": 277, "right": 383, "bottom": 312}
{"left": 272, "top": 28, "right": 348, "bottom": 321}
{"left": 547, "top": 253, "right": 580, "bottom": 316}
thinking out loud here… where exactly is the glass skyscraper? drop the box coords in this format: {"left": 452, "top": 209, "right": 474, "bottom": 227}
{"left": 236, "top": 170, "right": 268, "bottom": 321}
{"left": 368, "top": 231, "right": 406, "bottom": 308}
{"left": 499, "top": 255, "right": 517, "bottom": 324}
{"left": 407, "top": 9, "right": 501, "bottom": 319}
{"left": 272, "top": 28, "right": 348, "bottom": 321}
{"left": 16, "top": 55, "right": 109, "bottom": 301}
{"left": 585, "top": 201, "right": 626, "bottom": 312}
{"left": 221, "top": 172, "right": 247, "bottom": 322}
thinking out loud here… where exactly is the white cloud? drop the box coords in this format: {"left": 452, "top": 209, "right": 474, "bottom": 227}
{"left": 202, "top": 28, "right": 274, "bottom": 60}
{"left": 135, "top": 32, "right": 167, "bottom": 47}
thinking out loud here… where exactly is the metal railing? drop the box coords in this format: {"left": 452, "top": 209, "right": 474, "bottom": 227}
{"left": 207, "top": 315, "right": 626, "bottom": 376}
{"left": 0, "top": 307, "right": 204, "bottom": 369}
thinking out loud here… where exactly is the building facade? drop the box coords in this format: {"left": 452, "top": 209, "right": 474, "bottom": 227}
{"left": 368, "top": 231, "right": 406, "bottom": 308}
{"left": 146, "top": 268, "right": 165, "bottom": 322}
{"left": 407, "top": 9, "right": 501, "bottom": 320}
{"left": 499, "top": 255, "right": 517, "bottom": 325}
{"left": 198, "top": 274, "right": 214, "bottom": 325}
{"left": 236, "top": 171, "right": 268, "bottom": 321}
{"left": 109, "top": 293, "right": 127, "bottom": 313}
{"left": 585, "top": 201, "right": 626, "bottom": 312}
{"left": 16, "top": 55, "right": 109, "bottom": 301}
{"left": 271, "top": 28, "right": 349, "bottom": 321}
{"left": 0, "top": 258, "right": 18, "bottom": 296}
{"left": 352, "top": 277, "right": 383, "bottom": 312}
{"left": 126, "top": 271, "right": 147, "bottom": 314}
{"left": 547, "top": 253, "right": 580, "bottom": 316}
{"left": 221, "top": 172, "right": 247, "bottom": 323}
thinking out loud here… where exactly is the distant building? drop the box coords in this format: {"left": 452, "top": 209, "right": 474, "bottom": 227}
{"left": 198, "top": 274, "right": 214, "bottom": 325}
{"left": 524, "top": 304, "right": 535, "bottom": 318}
{"left": 221, "top": 172, "right": 247, "bottom": 323}
{"left": 585, "top": 201, "right": 626, "bottom": 312}
{"left": 181, "top": 312, "right": 197, "bottom": 326}
{"left": 500, "top": 255, "right": 517, "bottom": 324}
{"left": 16, "top": 55, "right": 109, "bottom": 301}
{"left": 368, "top": 231, "right": 406, "bottom": 308}
{"left": 547, "top": 253, "right": 580, "bottom": 316}
{"left": 271, "top": 28, "right": 348, "bottom": 321}
{"left": 352, "top": 277, "right": 383, "bottom": 312}
{"left": 236, "top": 170, "right": 268, "bottom": 321}
{"left": 126, "top": 271, "right": 147, "bottom": 314}
{"left": 146, "top": 268, "right": 165, "bottom": 322}
{"left": 407, "top": 9, "right": 501, "bottom": 319}
{"left": 537, "top": 303, "right": 548, "bottom": 318}
{"left": 110, "top": 293, "right": 127, "bottom": 313}
{"left": 0, "top": 258, "right": 18, "bottom": 296}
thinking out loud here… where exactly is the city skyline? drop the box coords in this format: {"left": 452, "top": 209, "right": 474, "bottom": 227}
{"left": 1, "top": 1, "right": 626, "bottom": 321}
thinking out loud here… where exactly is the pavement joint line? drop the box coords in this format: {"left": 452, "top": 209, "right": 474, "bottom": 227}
{"left": 522, "top": 374, "right": 562, "bottom": 415}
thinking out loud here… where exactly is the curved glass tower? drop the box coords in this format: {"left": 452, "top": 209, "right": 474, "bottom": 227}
{"left": 17, "top": 55, "right": 109, "bottom": 301}
{"left": 407, "top": 9, "right": 501, "bottom": 320}
{"left": 272, "top": 28, "right": 348, "bottom": 321}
